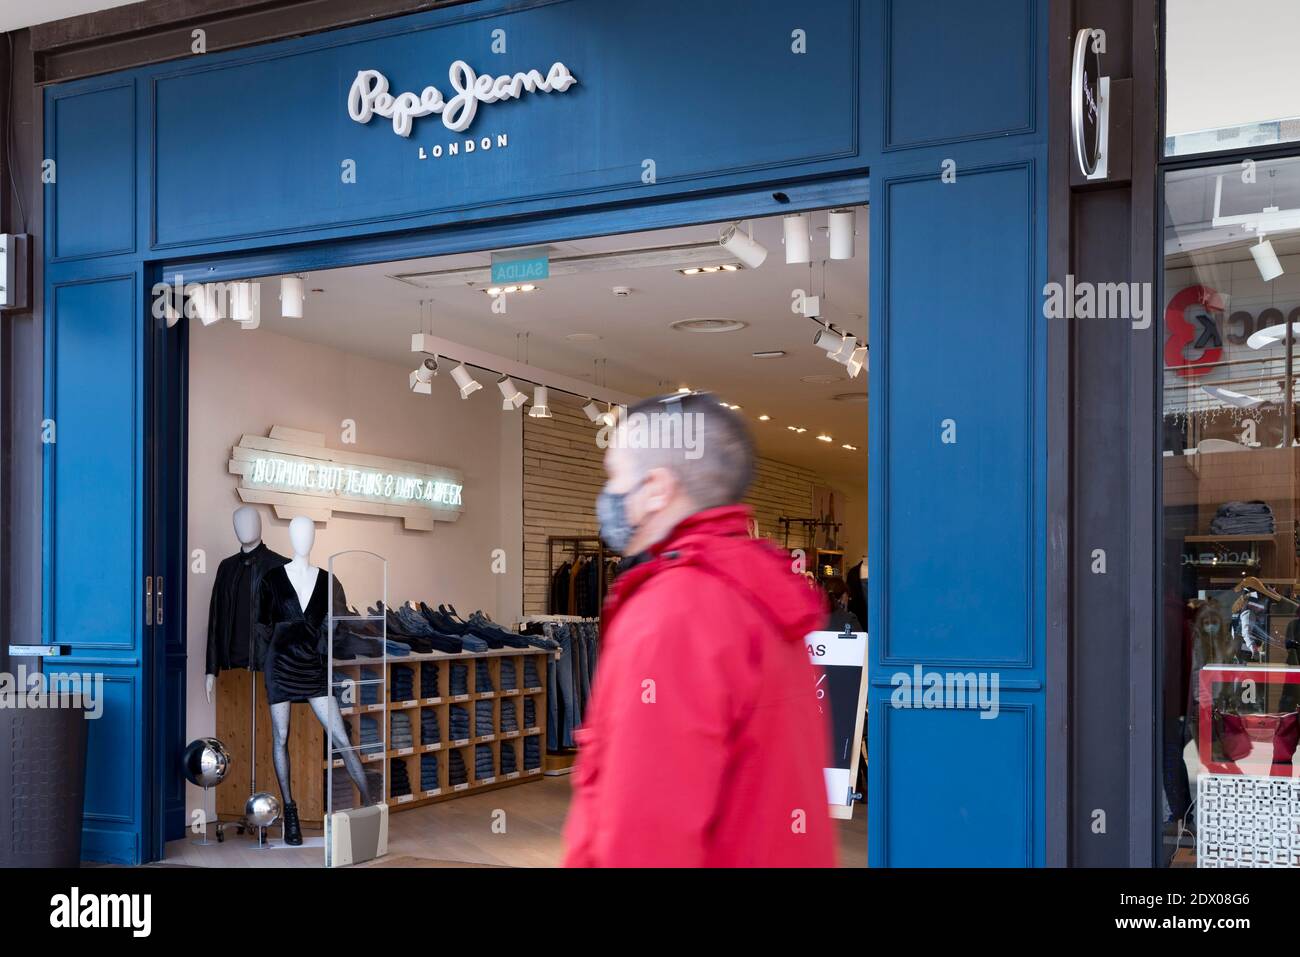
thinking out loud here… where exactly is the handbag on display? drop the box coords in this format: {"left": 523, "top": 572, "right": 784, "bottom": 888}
{"left": 1211, "top": 708, "right": 1252, "bottom": 762}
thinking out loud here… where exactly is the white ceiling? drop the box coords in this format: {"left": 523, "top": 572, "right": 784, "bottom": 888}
{"left": 214, "top": 211, "right": 869, "bottom": 484}
{"left": 0, "top": 0, "right": 139, "bottom": 33}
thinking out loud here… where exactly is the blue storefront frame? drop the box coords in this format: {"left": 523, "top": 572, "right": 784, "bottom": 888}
{"left": 40, "top": 0, "right": 1049, "bottom": 866}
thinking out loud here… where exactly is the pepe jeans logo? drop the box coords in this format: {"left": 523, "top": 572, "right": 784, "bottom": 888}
{"left": 347, "top": 60, "right": 578, "bottom": 138}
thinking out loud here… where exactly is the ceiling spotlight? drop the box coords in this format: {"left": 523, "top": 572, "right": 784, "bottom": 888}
{"left": 280, "top": 276, "right": 305, "bottom": 318}
{"left": 450, "top": 363, "right": 482, "bottom": 399}
{"left": 827, "top": 208, "right": 855, "bottom": 260}
{"left": 582, "top": 399, "right": 602, "bottom": 422}
{"left": 193, "top": 283, "right": 222, "bottom": 326}
{"left": 528, "top": 385, "right": 552, "bottom": 418}
{"left": 497, "top": 375, "right": 528, "bottom": 410}
{"left": 600, "top": 403, "right": 621, "bottom": 427}
{"left": 676, "top": 386, "right": 691, "bottom": 393}
{"left": 1251, "top": 236, "right": 1284, "bottom": 282}
{"left": 783, "top": 213, "right": 811, "bottom": 264}
{"left": 410, "top": 356, "right": 438, "bottom": 394}
{"left": 814, "top": 327, "right": 850, "bottom": 357}
{"left": 719, "top": 222, "right": 769, "bottom": 269}
{"left": 1247, "top": 322, "right": 1300, "bottom": 350}
{"left": 229, "top": 281, "right": 259, "bottom": 327}
{"left": 844, "top": 344, "right": 869, "bottom": 378}
{"left": 758, "top": 414, "right": 771, "bottom": 421}
{"left": 830, "top": 334, "right": 858, "bottom": 364}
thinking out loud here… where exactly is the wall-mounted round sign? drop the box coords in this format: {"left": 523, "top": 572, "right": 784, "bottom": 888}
{"left": 1071, "top": 28, "right": 1103, "bottom": 177}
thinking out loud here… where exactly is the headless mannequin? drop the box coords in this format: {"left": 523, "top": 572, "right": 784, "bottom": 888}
{"left": 269, "top": 517, "right": 370, "bottom": 809}
{"left": 205, "top": 506, "right": 264, "bottom": 704}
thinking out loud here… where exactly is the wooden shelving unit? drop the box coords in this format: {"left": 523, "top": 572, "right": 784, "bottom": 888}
{"left": 327, "top": 647, "right": 549, "bottom": 811}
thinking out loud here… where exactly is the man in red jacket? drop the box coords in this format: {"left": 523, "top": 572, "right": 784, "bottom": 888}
{"left": 563, "top": 392, "right": 837, "bottom": 867}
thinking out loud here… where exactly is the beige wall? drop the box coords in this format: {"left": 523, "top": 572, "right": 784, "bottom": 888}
{"left": 185, "top": 320, "right": 523, "bottom": 747}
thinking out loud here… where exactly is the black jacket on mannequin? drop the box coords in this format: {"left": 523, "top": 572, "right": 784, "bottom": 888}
{"left": 846, "top": 560, "right": 868, "bottom": 633}
{"left": 205, "top": 543, "right": 289, "bottom": 674}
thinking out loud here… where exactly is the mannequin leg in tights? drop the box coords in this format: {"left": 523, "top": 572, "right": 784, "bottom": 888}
{"left": 309, "top": 695, "right": 370, "bottom": 805}
{"left": 269, "top": 701, "right": 294, "bottom": 804}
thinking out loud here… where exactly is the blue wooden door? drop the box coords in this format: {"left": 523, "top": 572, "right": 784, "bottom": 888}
{"left": 866, "top": 0, "right": 1048, "bottom": 866}
{"left": 43, "top": 78, "right": 154, "bottom": 865}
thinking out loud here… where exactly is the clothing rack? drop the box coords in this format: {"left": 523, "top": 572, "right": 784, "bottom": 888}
{"left": 778, "top": 516, "right": 842, "bottom": 549}
{"left": 545, "top": 535, "right": 617, "bottom": 616}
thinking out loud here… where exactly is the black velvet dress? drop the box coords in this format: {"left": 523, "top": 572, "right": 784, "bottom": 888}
{"left": 258, "top": 565, "right": 347, "bottom": 705}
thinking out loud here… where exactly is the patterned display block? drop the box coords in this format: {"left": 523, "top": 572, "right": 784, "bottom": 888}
{"left": 1197, "top": 774, "right": 1300, "bottom": 868}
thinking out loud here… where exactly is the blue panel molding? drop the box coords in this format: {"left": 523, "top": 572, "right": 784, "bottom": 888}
{"left": 874, "top": 159, "right": 1042, "bottom": 671}
{"left": 47, "top": 79, "right": 138, "bottom": 263}
{"left": 882, "top": 0, "right": 1037, "bottom": 152}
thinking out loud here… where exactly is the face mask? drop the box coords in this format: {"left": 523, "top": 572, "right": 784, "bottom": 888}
{"left": 596, "top": 476, "right": 647, "bottom": 554}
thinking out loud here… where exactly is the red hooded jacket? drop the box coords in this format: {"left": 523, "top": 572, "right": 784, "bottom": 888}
{"left": 562, "top": 505, "right": 837, "bottom": 867}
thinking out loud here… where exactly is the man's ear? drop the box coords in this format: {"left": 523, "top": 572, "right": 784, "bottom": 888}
{"left": 641, "top": 466, "right": 677, "bottom": 511}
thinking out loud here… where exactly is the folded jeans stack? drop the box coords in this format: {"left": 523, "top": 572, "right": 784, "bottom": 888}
{"left": 475, "top": 743, "right": 494, "bottom": 779}
{"left": 500, "top": 741, "right": 517, "bottom": 775}
{"left": 390, "top": 757, "right": 411, "bottom": 797}
{"left": 523, "top": 696, "right": 536, "bottom": 730}
{"left": 360, "top": 667, "right": 382, "bottom": 706}
{"left": 475, "top": 658, "right": 494, "bottom": 693}
{"left": 391, "top": 664, "right": 414, "bottom": 702}
{"left": 449, "top": 663, "right": 469, "bottom": 696}
{"left": 449, "top": 704, "right": 470, "bottom": 741}
{"left": 420, "top": 661, "right": 440, "bottom": 698}
{"left": 419, "top": 752, "right": 439, "bottom": 791}
{"left": 390, "top": 711, "right": 413, "bottom": 749}
{"left": 523, "top": 735, "right": 541, "bottom": 771}
{"left": 499, "top": 658, "right": 516, "bottom": 691}
{"left": 359, "top": 714, "right": 382, "bottom": 755}
{"left": 523, "top": 657, "right": 541, "bottom": 688}
{"left": 420, "top": 707, "right": 440, "bottom": 743}
{"left": 448, "top": 749, "right": 468, "bottom": 786}
{"left": 475, "top": 699, "right": 495, "bottom": 737}
{"left": 499, "top": 698, "right": 518, "bottom": 733}
{"left": 1209, "top": 500, "right": 1275, "bottom": 535}
{"left": 365, "top": 768, "right": 384, "bottom": 800}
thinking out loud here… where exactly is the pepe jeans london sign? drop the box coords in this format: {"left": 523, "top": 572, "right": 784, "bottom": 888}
{"left": 230, "top": 426, "right": 463, "bottom": 530}
{"left": 347, "top": 60, "right": 577, "bottom": 164}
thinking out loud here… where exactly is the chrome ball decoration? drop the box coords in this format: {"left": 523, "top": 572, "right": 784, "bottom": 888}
{"left": 181, "top": 737, "right": 231, "bottom": 788}
{"left": 244, "top": 791, "right": 281, "bottom": 828}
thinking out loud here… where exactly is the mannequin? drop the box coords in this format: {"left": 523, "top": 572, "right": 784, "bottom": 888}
{"left": 205, "top": 506, "right": 288, "bottom": 703}
{"left": 257, "top": 515, "right": 369, "bottom": 844}
{"left": 846, "top": 554, "right": 868, "bottom": 633}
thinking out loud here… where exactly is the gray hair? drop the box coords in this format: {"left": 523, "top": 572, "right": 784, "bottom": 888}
{"left": 618, "top": 392, "right": 755, "bottom": 508}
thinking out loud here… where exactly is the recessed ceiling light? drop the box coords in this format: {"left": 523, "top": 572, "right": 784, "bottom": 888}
{"left": 676, "top": 386, "right": 692, "bottom": 393}
{"left": 832, "top": 392, "right": 869, "bottom": 403}
{"left": 758, "top": 414, "right": 771, "bottom": 421}
{"left": 816, "top": 434, "right": 833, "bottom": 443}
{"left": 752, "top": 351, "right": 786, "bottom": 359}
{"left": 842, "top": 444, "right": 858, "bottom": 451}
{"left": 786, "top": 426, "right": 807, "bottom": 433}
{"left": 800, "top": 373, "right": 847, "bottom": 385}
{"left": 728, "top": 404, "right": 741, "bottom": 411}
{"left": 565, "top": 333, "right": 602, "bottom": 342}
{"left": 670, "top": 318, "right": 748, "bottom": 334}
{"left": 481, "top": 285, "right": 539, "bottom": 295}
{"left": 677, "top": 262, "right": 743, "bottom": 277}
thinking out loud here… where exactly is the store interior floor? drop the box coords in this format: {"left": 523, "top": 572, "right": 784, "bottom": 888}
{"left": 167, "top": 778, "right": 867, "bottom": 868}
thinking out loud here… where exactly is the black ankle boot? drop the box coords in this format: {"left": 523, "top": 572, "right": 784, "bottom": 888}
{"left": 283, "top": 801, "right": 303, "bottom": 846}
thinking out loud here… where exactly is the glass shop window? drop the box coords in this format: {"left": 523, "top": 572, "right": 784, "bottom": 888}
{"left": 1165, "top": 0, "right": 1300, "bottom": 156}
{"left": 1160, "top": 155, "right": 1300, "bottom": 867}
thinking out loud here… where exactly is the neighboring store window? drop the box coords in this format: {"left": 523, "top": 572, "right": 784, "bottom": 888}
{"left": 1160, "top": 156, "right": 1300, "bottom": 867}
{"left": 1165, "top": 0, "right": 1300, "bottom": 156}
